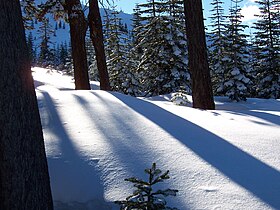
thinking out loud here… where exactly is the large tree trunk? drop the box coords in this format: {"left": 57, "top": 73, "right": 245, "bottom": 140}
{"left": 88, "top": 0, "right": 111, "bottom": 91}
{"left": 0, "top": 1, "right": 53, "bottom": 209}
{"left": 63, "top": 0, "right": 90, "bottom": 90}
{"left": 183, "top": 0, "right": 215, "bottom": 110}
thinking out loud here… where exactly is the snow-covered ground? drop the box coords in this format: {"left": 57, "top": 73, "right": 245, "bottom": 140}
{"left": 32, "top": 67, "right": 280, "bottom": 210}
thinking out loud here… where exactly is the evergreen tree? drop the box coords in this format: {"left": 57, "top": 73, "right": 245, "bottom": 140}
{"left": 115, "top": 163, "right": 178, "bottom": 210}
{"left": 220, "top": 0, "right": 251, "bottom": 101}
{"left": 247, "top": 29, "right": 259, "bottom": 97}
{"left": 64, "top": 41, "right": 74, "bottom": 74}
{"left": 38, "top": 17, "right": 54, "bottom": 67}
{"left": 131, "top": 4, "right": 143, "bottom": 50}
{"left": 126, "top": 4, "right": 144, "bottom": 95}
{"left": 85, "top": 31, "right": 99, "bottom": 81}
{"left": 136, "top": 0, "right": 190, "bottom": 96}
{"left": 208, "top": 0, "right": 228, "bottom": 96}
{"left": 26, "top": 32, "right": 36, "bottom": 65}
{"left": 253, "top": 0, "right": 280, "bottom": 98}
{"left": 59, "top": 42, "right": 69, "bottom": 67}
{"left": 53, "top": 44, "right": 61, "bottom": 66}
{"left": 104, "top": 7, "right": 139, "bottom": 95}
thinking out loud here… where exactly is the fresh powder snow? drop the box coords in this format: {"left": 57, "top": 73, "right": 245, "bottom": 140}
{"left": 32, "top": 67, "right": 280, "bottom": 210}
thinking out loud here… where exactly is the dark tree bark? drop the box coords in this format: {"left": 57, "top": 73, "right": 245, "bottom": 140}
{"left": 0, "top": 1, "right": 53, "bottom": 209}
{"left": 88, "top": 0, "right": 111, "bottom": 91}
{"left": 63, "top": 0, "right": 90, "bottom": 90}
{"left": 183, "top": 0, "right": 215, "bottom": 110}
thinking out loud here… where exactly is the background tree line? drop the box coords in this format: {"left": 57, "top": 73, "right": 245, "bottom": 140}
{"left": 24, "top": 0, "right": 279, "bottom": 101}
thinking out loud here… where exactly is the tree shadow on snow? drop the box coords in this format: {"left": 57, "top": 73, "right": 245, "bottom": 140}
{"left": 229, "top": 110, "right": 280, "bottom": 127}
{"left": 38, "top": 91, "right": 111, "bottom": 210}
{"left": 215, "top": 98, "right": 280, "bottom": 126}
{"left": 111, "top": 92, "right": 280, "bottom": 210}
{"left": 72, "top": 92, "right": 190, "bottom": 209}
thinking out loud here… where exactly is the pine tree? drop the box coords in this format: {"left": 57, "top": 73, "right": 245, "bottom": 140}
{"left": 85, "top": 31, "right": 100, "bottom": 81}
{"left": 220, "top": 0, "right": 251, "bottom": 101}
{"left": 126, "top": 4, "right": 144, "bottom": 95}
{"left": 136, "top": 0, "right": 190, "bottom": 96}
{"left": 104, "top": 7, "right": 139, "bottom": 95}
{"left": 115, "top": 163, "right": 178, "bottom": 210}
{"left": 253, "top": 0, "right": 280, "bottom": 98}
{"left": 247, "top": 30, "right": 259, "bottom": 97}
{"left": 64, "top": 41, "right": 74, "bottom": 74}
{"left": 38, "top": 17, "right": 54, "bottom": 67}
{"left": 59, "top": 42, "right": 69, "bottom": 67}
{"left": 208, "top": 0, "right": 228, "bottom": 96}
{"left": 26, "top": 32, "right": 36, "bottom": 65}
{"left": 53, "top": 44, "right": 61, "bottom": 66}
{"left": 104, "top": 9, "right": 124, "bottom": 89}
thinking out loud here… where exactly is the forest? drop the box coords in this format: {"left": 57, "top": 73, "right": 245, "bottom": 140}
{"left": 23, "top": 0, "right": 280, "bottom": 101}
{"left": 0, "top": 0, "right": 279, "bottom": 209}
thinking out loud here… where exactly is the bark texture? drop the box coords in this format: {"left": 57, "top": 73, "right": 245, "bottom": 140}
{"left": 63, "top": 0, "right": 90, "bottom": 90}
{"left": 184, "top": 0, "right": 215, "bottom": 110}
{"left": 0, "top": 1, "right": 53, "bottom": 209}
{"left": 88, "top": 0, "right": 111, "bottom": 91}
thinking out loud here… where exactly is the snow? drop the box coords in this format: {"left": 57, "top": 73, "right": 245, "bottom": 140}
{"left": 231, "top": 67, "right": 240, "bottom": 76}
{"left": 32, "top": 67, "right": 280, "bottom": 210}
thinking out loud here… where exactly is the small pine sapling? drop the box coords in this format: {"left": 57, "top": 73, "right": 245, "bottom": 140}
{"left": 115, "top": 163, "right": 178, "bottom": 210}
{"left": 171, "top": 87, "right": 191, "bottom": 106}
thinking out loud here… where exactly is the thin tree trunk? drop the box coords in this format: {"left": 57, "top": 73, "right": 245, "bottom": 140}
{"left": 0, "top": 0, "right": 53, "bottom": 209}
{"left": 183, "top": 0, "right": 215, "bottom": 110}
{"left": 88, "top": 0, "right": 111, "bottom": 91}
{"left": 64, "top": 0, "right": 90, "bottom": 90}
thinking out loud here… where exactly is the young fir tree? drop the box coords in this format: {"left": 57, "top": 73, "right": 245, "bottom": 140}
{"left": 208, "top": 0, "right": 228, "bottom": 96}
{"left": 115, "top": 163, "right": 178, "bottom": 210}
{"left": 253, "top": 0, "right": 280, "bottom": 98}
{"left": 221, "top": 0, "right": 251, "bottom": 101}
{"left": 136, "top": 0, "right": 190, "bottom": 96}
